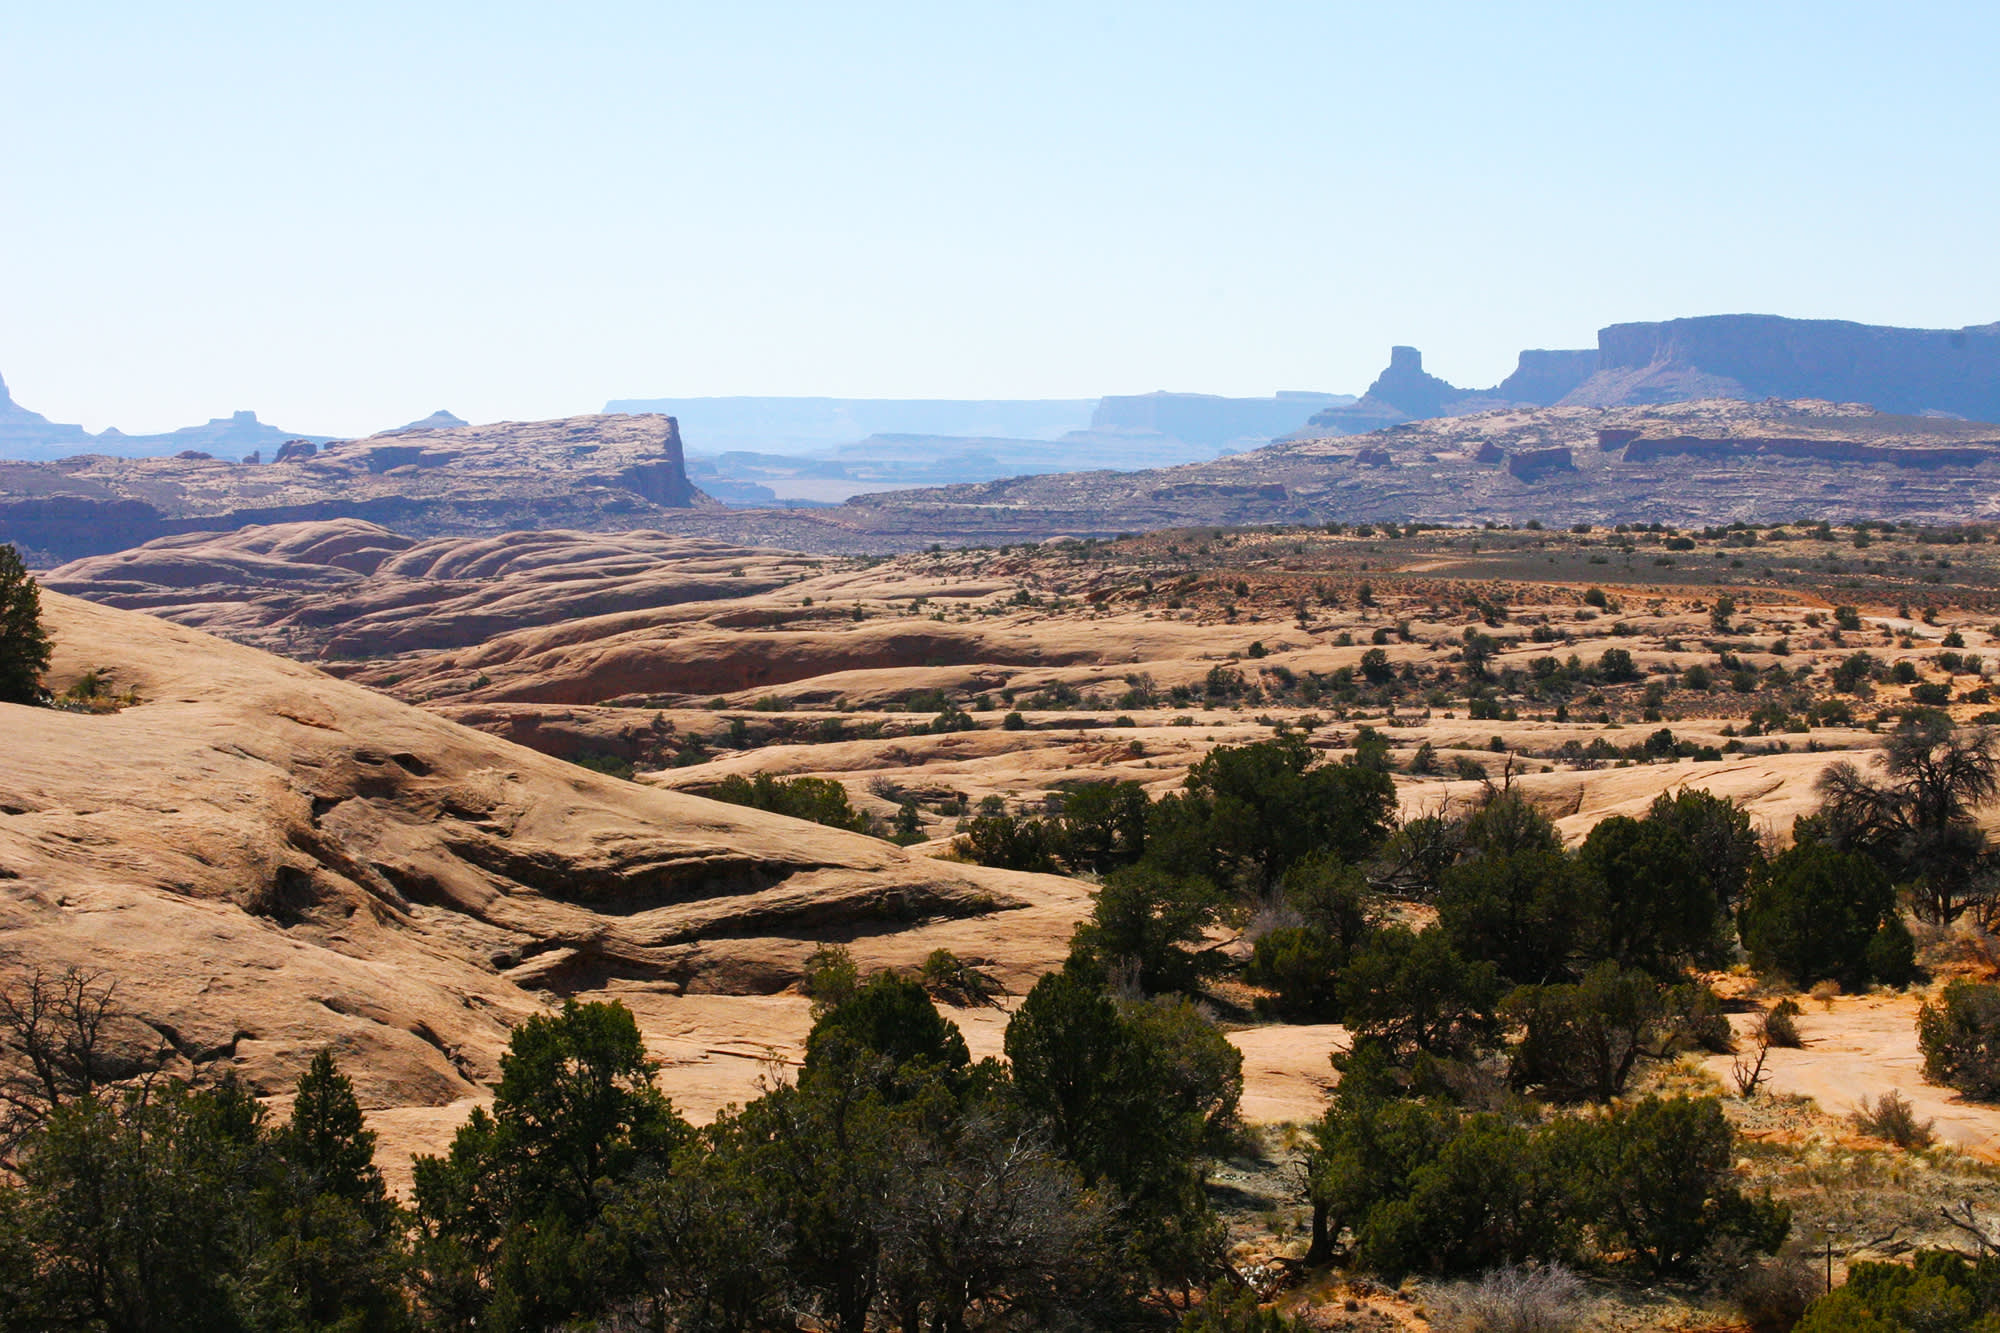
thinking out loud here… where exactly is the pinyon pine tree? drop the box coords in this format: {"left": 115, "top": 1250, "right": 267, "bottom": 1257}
{"left": 0, "top": 543, "right": 51, "bottom": 705}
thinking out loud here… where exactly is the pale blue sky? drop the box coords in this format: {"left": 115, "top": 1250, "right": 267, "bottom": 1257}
{"left": 3, "top": 2, "right": 1997, "bottom": 437}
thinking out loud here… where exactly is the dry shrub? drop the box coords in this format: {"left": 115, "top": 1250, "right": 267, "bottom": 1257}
{"left": 1728, "top": 1254, "right": 1821, "bottom": 1331}
{"left": 1809, "top": 979, "right": 1842, "bottom": 1011}
{"left": 1762, "top": 999, "right": 1804, "bottom": 1048}
{"left": 1430, "top": 1263, "right": 1593, "bottom": 1333}
{"left": 1849, "top": 1089, "right": 1936, "bottom": 1149}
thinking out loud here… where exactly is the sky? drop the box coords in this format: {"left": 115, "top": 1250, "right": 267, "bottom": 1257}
{"left": 3, "top": 2, "right": 1998, "bottom": 438}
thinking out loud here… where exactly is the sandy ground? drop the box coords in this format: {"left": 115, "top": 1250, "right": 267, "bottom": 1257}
{"left": 1702, "top": 991, "right": 2000, "bottom": 1158}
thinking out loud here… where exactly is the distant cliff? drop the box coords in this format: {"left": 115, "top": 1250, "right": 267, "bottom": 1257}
{"left": 1301, "top": 346, "right": 1596, "bottom": 435}
{"left": 1086, "top": 391, "right": 1351, "bottom": 447}
{"left": 0, "top": 371, "right": 334, "bottom": 462}
{"left": 1568, "top": 315, "right": 2000, "bottom": 419}
{"left": 0, "top": 413, "right": 711, "bottom": 563}
{"left": 1299, "top": 315, "right": 2000, "bottom": 436}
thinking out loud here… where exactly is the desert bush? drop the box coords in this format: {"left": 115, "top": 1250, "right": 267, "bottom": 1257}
{"left": 1145, "top": 734, "right": 1396, "bottom": 892}
{"left": 1312, "top": 1075, "right": 1785, "bottom": 1280}
{"left": 1762, "top": 999, "right": 1804, "bottom": 1049}
{"left": 1849, "top": 1089, "right": 1936, "bottom": 1149}
{"left": 1647, "top": 787, "right": 1765, "bottom": 917}
{"left": 917, "top": 948, "right": 996, "bottom": 1006}
{"left": 952, "top": 806, "right": 1060, "bottom": 872}
{"left": 1795, "top": 1251, "right": 2000, "bottom": 1332}
{"left": 801, "top": 943, "right": 860, "bottom": 1014}
{"left": 1051, "top": 779, "right": 1150, "bottom": 874}
{"left": 1244, "top": 857, "right": 1375, "bottom": 1019}
{"left": 1070, "top": 865, "right": 1225, "bottom": 995}
{"left": 1504, "top": 964, "right": 1666, "bottom": 1102}
{"left": 707, "top": 772, "right": 871, "bottom": 833}
{"left": 1582, "top": 1095, "right": 1790, "bottom": 1276}
{"left": 1810, "top": 714, "right": 2000, "bottom": 926}
{"left": 1918, "top": 980, "right": 2000, "bottom": 1099}
{"left": 1662, "top": 982, "right": 1737, "bottom": 1054}
{"left": 925, "top": 705, "right": 977, "bottom": 733}
{"left": 1437, "top": 844, "right": 1587, "bottom": 987}
{"left": 1245, "top": 925, "right": 1346, "bottom": 1020}
{"left": 1179, "top": 1284, "right": 1306, "bottom": 1331}
{"left": 1430, "top": 1262, "right": 1593, "bottom": 1333}
{"left": 1730, "top": 1254, "right": 1823, "bottom": 1331}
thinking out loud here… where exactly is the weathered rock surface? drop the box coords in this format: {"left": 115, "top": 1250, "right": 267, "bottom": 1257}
{"left": 0, "top": 592, "right": 1085, "bottom": 1112}
{"left": 0, "top": 413, "right": 711, "bottom": 564}
{"left": 42, "top": 521, "right": 821, "bottom": 657}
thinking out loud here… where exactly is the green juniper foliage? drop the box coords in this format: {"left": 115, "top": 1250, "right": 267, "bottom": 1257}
{"left": 0, "top": 543, "right": 52, "bottom": 706}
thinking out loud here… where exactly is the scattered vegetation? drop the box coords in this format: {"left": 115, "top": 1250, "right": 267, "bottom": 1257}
{"left": 706, "top": 771, "right": 873, "bottom": 833}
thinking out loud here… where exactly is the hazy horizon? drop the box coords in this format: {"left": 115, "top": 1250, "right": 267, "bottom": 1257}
{"left": 6, "top": 3, "right": 1998, "bottom": 437}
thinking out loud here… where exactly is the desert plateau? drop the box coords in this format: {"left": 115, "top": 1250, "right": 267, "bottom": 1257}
{"left": 10, "top": 10, "right": 2000, "bottom": 1326}
{"left": 18, "top": 492, "right": 2000, "bottom": 1328}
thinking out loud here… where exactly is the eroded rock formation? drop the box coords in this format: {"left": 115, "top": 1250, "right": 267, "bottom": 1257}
{"left": 0, "top": 414, "right": 712, "bottom": 564}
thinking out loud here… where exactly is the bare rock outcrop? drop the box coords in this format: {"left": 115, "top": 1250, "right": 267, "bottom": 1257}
{"left": 0, "top": 593, "right": 1084, "bottom": 1110}
{"left": 42, "top": 521, "right": 819, "bottom": 657}
{"left": 0, "top": 413, "right": 713, "bottom": 564}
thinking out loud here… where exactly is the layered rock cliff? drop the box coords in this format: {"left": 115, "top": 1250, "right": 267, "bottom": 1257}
{"left": 1568, "top": 315, "right": 2000, "bottom": 419}
{"left": 0, "top": 413, "right": 713, "bottom": 564}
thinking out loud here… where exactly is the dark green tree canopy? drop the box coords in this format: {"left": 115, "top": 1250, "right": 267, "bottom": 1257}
{"left": 1148, "top": 733, "right": 1396, "bottom": 890}
{"left": 1743, "top": 841, "right": 1914, "bottom": 989}
{"left": 1577, "top": 815, "right": 1728, "bottom": 976}
{"left": 0, "top": 544, "right": 51, "bottom": 707}
{"left": 803, "top": 971, "right": 972, "bottom": 1093}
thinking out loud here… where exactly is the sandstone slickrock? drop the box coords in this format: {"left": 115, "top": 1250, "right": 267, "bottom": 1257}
{"left": 42, "top": 521, "right": 821, "bottom": 657}
{"left": 0, "top": 592, "right": 1085, "bottom": 1114}
{"left": 0, "top": 413, "right": 711, "bottom": 564}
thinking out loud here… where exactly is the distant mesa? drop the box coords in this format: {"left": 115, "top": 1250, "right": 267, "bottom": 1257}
{"left": 602, "top": 396, "right": 1098, "bottom": 452}
{"left": 1302, "top": 315, "right": 2000, "bottom": 436}
{"left": 390, "top": 409, "right": 469, "bottom": 433}
{"left": 0, "top": 371, "right": 335, "bottom": 462}
{"left": 611, "top": 393, "right": 1355, "bottom": 503}
{"left": 1085, "top": 390, "right": 1353, "bottom": 448}
{"left": 1571, "top": 315, "right": 2000, "bottom": 420}
{"left": 1303, "top": 346, "right": 1601, "bottom": 435}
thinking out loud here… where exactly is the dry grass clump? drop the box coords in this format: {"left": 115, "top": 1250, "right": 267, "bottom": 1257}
{"left": 1429, "top": 1263, "right": 1593, "bottom": 1333}
{"left": 1728, "top": 1253, "right": 1822, "bottom": 1330}
{"left": 1850, "top": 1089, "right": 1937, "bottom": 1149}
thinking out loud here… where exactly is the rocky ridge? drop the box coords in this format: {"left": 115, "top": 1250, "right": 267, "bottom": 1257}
{"left": 0, "top": 413, "right": 711, "bottom": 563}
{"left": 830, "top": 398, "right": 2000, "bottom": 540}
